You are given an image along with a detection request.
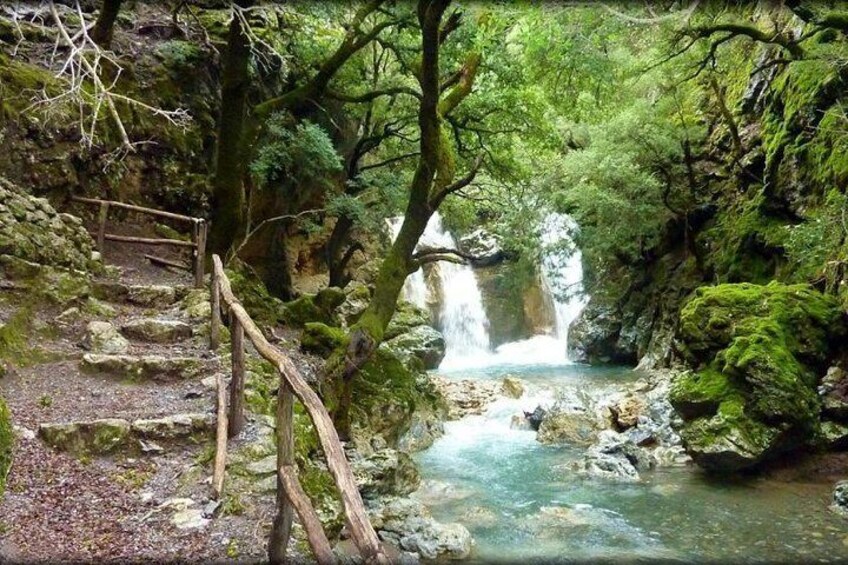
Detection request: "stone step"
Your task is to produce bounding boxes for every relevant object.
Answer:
[92,280,189,307]
[38,413,215,456]
[121,318,193,344]
[80,353,204,381]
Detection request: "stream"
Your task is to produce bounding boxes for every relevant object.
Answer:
[395,212,848,562]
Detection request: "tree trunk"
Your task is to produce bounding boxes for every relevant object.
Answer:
[90,0,123,49]
[209,2,253,257]
[327,215,355,287]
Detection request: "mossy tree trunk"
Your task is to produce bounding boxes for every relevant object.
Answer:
[90,0,123,49]
[327,0,483,437]
[209,1,253,257]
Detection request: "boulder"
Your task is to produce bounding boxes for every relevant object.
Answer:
[336,281,371,326]
[831,480,848,517]
[81,354,203,381]
[669,282,844,472]
[351,448,420,497]
[369,497,472,560]
[501,377,524,399]
[180,288,211,320]
[300,322,346,357]
[431,377,500,419]
[524,405,547,431]
[280,287,346,327]
[385,301,430,340]
[537,409,598,446]
[567,300,632,365]
[121,318,193,343]
[610,394,645,430]
[82,321,129,354]
[819,366,848,420]
[384,325,446,370]
[458,228,504,267]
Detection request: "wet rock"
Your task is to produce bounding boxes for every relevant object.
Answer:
[820,366,848,420]
[820,420,848,450]
[537,409,598,446]
[831,480,848,517]
[39,418,132,455]
[501,377,524,399]
[81,321,129,355]
[431,377,500,419]
[368,497,472,560]
[121,318,193,343]
[458,228,504,267]
[397,413,444,453]
[131,413,214,441]
[610,394,645,430]
[352,449,420,497]
[567,451,640,483]
[81,353,203,381]
[384,325,446,370]
[524,405,546,431]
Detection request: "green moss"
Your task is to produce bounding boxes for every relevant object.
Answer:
[673,281,844,470]
[300,323,347,357]
[0,396,11,499]
[280,287,345,328]
[227,267,286,328]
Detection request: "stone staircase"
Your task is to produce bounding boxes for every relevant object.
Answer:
[35,273,221,458]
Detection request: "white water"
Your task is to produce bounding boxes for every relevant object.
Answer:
[389,211,587,370]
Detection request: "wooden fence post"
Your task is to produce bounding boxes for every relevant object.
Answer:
[194,220,207,288]
[268,382,295,564]
[228,310,245,437]
[97,201,110,254]
[210,267,221,351]
[212,370,228,499]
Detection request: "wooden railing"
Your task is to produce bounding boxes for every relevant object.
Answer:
[209,255,387,564]
[71,196,208,288]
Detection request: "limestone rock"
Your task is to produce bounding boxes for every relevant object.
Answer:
[121,318,193,343]
[93,281,180,307]
[81,354,203,381]
[537,410,598,446]
[384,325,446,370]
[397,413,444,453]
[669,282,845,472]
[458,228,504,267]
[280,287,346,327]
[0,178,94,271]
[180,288,211,320]
[610,394,645,430]
[244,455,277,476]
[385,302,430,340]
[431,377,500,419]
[501,377,524,399]
[369,497,472,561]
[82,321,129,354]
[352,449,420,497]
[131,413,214,440]
[39,418,132,455]
[336,281,371,326]
[820,366,848,420]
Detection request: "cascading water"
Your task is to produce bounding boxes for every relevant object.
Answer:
[389,213,492,370]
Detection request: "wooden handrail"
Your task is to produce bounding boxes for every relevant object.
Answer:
[71,196,207,288]
[209,254,387,564]
[71,196,198,223]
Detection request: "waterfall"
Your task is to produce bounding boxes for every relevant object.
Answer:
[387,211,586,371]
[539,213,588,354]
[389,213,492,370]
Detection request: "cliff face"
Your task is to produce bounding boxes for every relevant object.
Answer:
[569,30,848,370]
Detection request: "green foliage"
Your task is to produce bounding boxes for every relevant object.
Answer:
[251,115,342,189]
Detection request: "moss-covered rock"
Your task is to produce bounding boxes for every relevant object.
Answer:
[0,178,95,271]
[280,287,346,328]
[300,322,347,357]
[384,301,430,340]
[670,282,845,471]
[384,325,446,370]
[0,396,12,499]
